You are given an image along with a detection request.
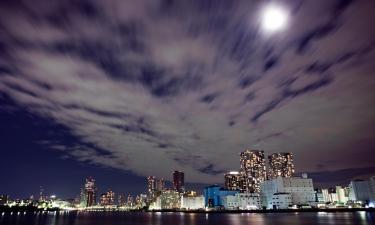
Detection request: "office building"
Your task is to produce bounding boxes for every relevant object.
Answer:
[349,180,372,203]
[261,175,315,209]
[221,193,261,210]
[181,195,205,210]
[240,150,267,193]
[149,190,181,210]
[268,152,294,179]
[173,171,185,193]
[336,186,348,204]
[204,185,239,208]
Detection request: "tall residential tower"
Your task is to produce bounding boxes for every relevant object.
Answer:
[240,150,266,193]
[268,152,295,179]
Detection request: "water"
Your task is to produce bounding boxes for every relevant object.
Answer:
[0,211,374,225]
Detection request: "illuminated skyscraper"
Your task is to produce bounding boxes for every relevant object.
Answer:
[240,149,266,193]
[173,171,185,193]
[100,190,115,206]
[268,152,294,179]
[83,177,97,207]
[224,171,247,192]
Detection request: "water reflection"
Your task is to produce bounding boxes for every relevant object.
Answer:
[0,211,373,225]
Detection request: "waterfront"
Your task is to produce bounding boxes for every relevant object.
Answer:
[0,211,374,225]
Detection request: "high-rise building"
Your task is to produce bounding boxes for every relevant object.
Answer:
[240,149,267,193]
[268,152,294,179]
[147,176,157,198]
[100,190,115,206]
[173,171,185,193]
[82,177,97,207]
[224,171,247,192]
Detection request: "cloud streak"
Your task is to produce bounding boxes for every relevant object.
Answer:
[0,0,375,183]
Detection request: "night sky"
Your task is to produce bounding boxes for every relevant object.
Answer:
[1,0,375,199]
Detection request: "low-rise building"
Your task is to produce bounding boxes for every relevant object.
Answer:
[204,185,238,208]
[149,190,181,210]
[181,195,205,210]
[222,193,261,210]
[261,175,315,209]
[349,180,372,203]
[270,193,292,209]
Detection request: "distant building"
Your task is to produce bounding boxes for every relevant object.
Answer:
[204,185,238,208]
[224,171,247,192]
[147,176,157,198]
[0,195,9,205]
[221,193,261,210]
[336,186,348,204]
[80,177,97,207]
[118,193,126,206]
[240,150,266,193]
[147,176,165,200]
[149,190,181,210]
[321,189,330,203]
[261,175,315,209]
[370,176,375,201]
[181,195,205,210]
[349,180,372,203]
[314,189,325,203]
[157,178,165,192]
[173,171,185,193]
[268,152,294,179]
[100,190,115,206]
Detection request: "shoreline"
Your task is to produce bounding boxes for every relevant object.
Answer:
[1,207,374,213]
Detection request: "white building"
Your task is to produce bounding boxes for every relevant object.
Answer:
[336,186,348,204]
[271,193,292,209]
[261,175,315,209]
[149,190,181,210]
[222,193,261,210]
[322,189,330,202]
[181,195,205,210]
[349,180,372,203]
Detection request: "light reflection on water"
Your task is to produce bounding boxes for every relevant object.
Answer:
[0,211,373,225]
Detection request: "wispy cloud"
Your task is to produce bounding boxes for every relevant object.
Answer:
[0,0,375,183]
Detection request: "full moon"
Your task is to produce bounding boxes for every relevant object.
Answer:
[261,5,288,32]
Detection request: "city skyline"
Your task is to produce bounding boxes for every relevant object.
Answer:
[1,0,375,200]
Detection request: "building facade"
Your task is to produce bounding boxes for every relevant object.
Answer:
[149,190,181,210]
[349,180,372,203]
[181,195,205,210]
[224,171,247,192]
[270,193,292,209]
[261,175,315,209]
[240,150,267,193]
[100,190,115,206]
[204,185,238,208]
[221,193,262,210]
[80,177,97,207]
[268,152,294,179]
[173,171,185,193]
